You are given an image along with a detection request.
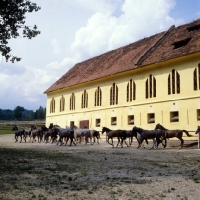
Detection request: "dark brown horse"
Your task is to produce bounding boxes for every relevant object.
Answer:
[12,125,26,143]
[155,123,191,149]
[132,126,166,150]
[30,125,43,143]
[102,127,127,148]
[195,126,200,134]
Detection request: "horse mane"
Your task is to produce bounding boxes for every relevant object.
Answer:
[133,126,144,132]
[72,125,78,129]
[102,127,112,131]
[156,123,168,130]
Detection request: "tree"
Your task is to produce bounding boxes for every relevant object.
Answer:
[28,110,35,120]
[13,106,25,120]
[0,0,40,62]
[35,106,46,119]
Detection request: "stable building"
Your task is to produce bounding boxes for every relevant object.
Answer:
[44,19,200,136]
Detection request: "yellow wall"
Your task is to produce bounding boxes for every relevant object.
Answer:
[45,53,200,139]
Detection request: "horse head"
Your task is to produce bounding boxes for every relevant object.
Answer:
[102,127,107,134]
[195,126,200,134]
[12,125,18,131]
[132,126,143,134]
[31,125,37,130]
[155,123,160,130]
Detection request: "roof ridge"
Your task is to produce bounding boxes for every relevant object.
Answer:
[135,25,175,66]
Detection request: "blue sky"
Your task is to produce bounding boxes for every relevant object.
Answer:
[0,0,200,111]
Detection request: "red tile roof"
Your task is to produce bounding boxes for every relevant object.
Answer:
[45,18,200,93]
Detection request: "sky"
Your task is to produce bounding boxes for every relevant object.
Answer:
[0,0,200,111]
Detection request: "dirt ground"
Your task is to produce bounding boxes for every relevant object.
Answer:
[0,134,200,200]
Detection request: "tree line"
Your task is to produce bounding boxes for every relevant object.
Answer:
[0,106,46,121]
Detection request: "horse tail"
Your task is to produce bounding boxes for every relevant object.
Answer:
[182,130,191,137]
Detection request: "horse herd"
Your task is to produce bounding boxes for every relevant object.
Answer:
[12,124,200,150]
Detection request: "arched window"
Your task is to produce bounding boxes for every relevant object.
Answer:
[145,74,156,98]
[127,79,136,102]
[194,64,200,90]
[168,69,180,95]
[81,90,88,108]
[95,87,102,106]
[60,95,65,112]
[70,93,75,110]
[50,98,55,113]
[110,83,118,105]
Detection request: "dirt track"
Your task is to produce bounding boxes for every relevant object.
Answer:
[0,134,200,200]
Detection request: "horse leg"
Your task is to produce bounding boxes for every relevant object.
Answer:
[179,138,184,149]
[124,138,129,147]
[161,137,167,148]
[120,137,124,147]
[152,138,157,150]
[137,137,142,149]
[24,135,26,143]
[65,138,69,146]
[15,135,18,142]
[97,137,100,144]
[84,136,87,145]
[19,135,22,143]
[72,138,76,146]
[116,138,120,147]
[111,138,114,148]
[129,137,133,146]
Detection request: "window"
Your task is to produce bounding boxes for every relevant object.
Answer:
[70,121,74,127]
[110,83,118,105]
[147,113,155,124]
[145,74,156,98]
[50,98,55,113]
[127,79,136,102]
[128,115,134,125]
[111,117,117,125]
[170,111,179,122]
[96,119,101,127]
[168,69,180,95]
[197,109,200,121]
[60,95,65,112]
[172,38,191,49]
[81,90,88,108]
[194,64,200,90]
[70,93,75,110]
[95,87,102,106]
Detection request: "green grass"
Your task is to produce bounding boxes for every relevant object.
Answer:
[0,125,13,135]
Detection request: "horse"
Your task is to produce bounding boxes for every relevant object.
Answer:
[155,123,191,149]
[132,126,166,150]
[102,127,128,148]
[51,125,76,146]
[89,130,101,144]
[72,125,92,145]
[41,125,51,143]
[24,128,31,139]
[12,125,26,143]
[120,129,149,148]
[195,126,200,134]
[30,125,43,143]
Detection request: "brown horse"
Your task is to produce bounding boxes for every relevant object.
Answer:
[132,126,166,150]
[155,123,191,149]
[30,125,43,143]
[102,127,127,148]
[12,125,26,143]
